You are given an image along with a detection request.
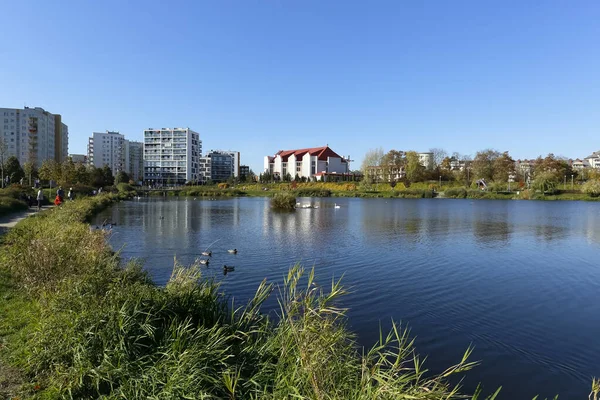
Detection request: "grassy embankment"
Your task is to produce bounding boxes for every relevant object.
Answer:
[0,195,523,399]
[157,181,600,201]
[0,187,29,217]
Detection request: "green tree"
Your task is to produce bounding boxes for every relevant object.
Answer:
[492,151,515,182]
[89,166,106,187]
[114,171,131,185]
[471,149,501,181]
[582,179,600,197]
[533,171,559,194]
[4,156,25,183]
[0,138,8,187]
[429,148,448,169]
[533,154,571,183]
[39,160,61,184]
[23,161,36,186]
[404,151,424,183]
[102,165,114,186]
[74,164,90,185]
[61,159,77,185]
[360,147,384,175]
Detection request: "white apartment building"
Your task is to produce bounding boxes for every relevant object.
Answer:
[143,128,201,185]
[264,146,349,180]
[418,152,434,170]
[584,152,600,169]
[128,141,143,183]
[88,131,129,177]
[0,106,68,167]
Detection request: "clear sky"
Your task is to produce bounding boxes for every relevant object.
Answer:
[0,0,598,172]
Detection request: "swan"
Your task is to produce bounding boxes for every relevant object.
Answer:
[334,203,341,209]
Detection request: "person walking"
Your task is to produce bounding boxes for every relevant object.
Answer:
[68,187,75,201]
[36,188,43,211]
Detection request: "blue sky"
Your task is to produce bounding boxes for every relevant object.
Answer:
[0,0,598,172]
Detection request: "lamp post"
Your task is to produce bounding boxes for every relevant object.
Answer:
[571,174,574,191]
[564,175,567,190]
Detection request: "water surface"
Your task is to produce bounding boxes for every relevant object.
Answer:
[94,197,600,399]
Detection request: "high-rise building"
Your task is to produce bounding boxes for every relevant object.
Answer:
[0,106,68,167]
[69,154,88,164]
[143,128,201,186]
[128,141,143,183]
[199,151,236,183]
[87,131,128,177]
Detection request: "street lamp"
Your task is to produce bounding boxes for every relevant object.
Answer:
[571,174,574,191]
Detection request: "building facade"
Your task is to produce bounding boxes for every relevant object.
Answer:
[199,151,235,183]
[418,152,434,170]
[88,131,128,177]
[69,154,88,164]
[143,128,201,186]
[584,152,600,169]
[0,106,68,167]
[264,146,349,180]
[240,165,250,180]
[128,141,144,183]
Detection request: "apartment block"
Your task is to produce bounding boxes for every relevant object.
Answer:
[0,106,68,167]
[87,131,128,176]
[143,128,201,185]
[199,150,236,183]
[264,146,349,181]
[128,141,144,183]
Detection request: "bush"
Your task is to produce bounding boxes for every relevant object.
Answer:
[218,183,229,189]
[270,192,297,210]
[445,188,467,198]
[0,196,28,217]
[582,179,600,197]
[394,189,434,199]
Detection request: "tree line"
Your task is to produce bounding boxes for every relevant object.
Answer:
[0,156,133,189]
[361,147,597,190]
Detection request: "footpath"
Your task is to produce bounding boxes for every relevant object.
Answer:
[0,206,53,235]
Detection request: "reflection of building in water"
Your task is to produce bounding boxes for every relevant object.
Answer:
[141,200,193,250]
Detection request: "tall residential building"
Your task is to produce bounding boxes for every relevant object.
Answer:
[128,141,144,183]
[199,151,235,183]
[87,131,128,176]
[0,106,68,167]
[143,128,201,185]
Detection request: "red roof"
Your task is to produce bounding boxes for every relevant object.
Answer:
[274,146,345,162]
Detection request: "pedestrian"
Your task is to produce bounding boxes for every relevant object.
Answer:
[68,187,75,201]
[57,186,65,203]
[36,188,43,211]
[98,187,103,194]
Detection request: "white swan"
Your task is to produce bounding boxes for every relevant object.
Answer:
[334,203,341,209]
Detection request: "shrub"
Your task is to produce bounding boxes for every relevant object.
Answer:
[582,179,600,197]
[218,183,229,189]
[270,192,296,210]
[445,188,467,198]
[0,196,28,216]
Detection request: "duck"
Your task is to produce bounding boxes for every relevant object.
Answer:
[223,265,235,272]
[201,251,212,257]
[334,203,341,209]
[199,259,210,265]
[227,249,238,254]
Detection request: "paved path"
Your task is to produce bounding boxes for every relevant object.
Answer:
[0,206,53,235]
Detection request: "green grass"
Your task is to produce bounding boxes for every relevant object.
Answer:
[0,196,28,217]
[270,192,297,210]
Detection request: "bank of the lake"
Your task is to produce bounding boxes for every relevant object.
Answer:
[0,195,505,399]
[146,182,600,202]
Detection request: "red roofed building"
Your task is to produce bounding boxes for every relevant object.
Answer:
[264,146,349,180]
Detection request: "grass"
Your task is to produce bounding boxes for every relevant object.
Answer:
[0,196,28,217]
[270,192,297,210]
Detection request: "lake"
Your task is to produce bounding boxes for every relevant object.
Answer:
[94,197,600,399]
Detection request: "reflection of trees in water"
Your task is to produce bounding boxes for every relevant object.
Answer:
[534,224,567,242]
[472,207,512,246]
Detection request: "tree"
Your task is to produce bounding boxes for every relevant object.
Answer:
[4,156,24,184]
[429,148,448,169]
[74,164,90,185]
[404,151,425,182]
[534,154,570,183]
[115,171,130,185]
[360,147,384,174]
[534,171,559,194]
[39,160,61,184]
[102,165,114,186]
[61,159,77,185]
[0,138,7,188]
[23,161,36,186]
[492,151,515,182]
[471,149,501,182]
